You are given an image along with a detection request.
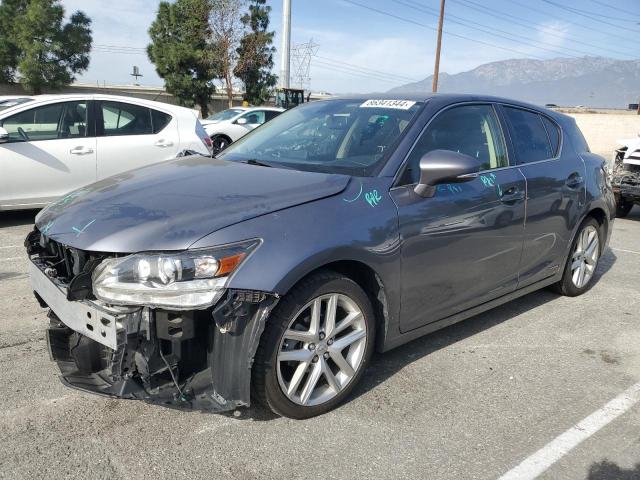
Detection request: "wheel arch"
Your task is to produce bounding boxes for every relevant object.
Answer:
[279,260,390,353]
[210,133,232,142]
[586,206,608,235]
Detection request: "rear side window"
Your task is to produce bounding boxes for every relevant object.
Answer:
[503,107,552,163]
[541,116,561,157]
[1,101,88,142]
[264,110,281,121]
[403,104,508,184]
[101,101,152,136]
[151,109,172,133]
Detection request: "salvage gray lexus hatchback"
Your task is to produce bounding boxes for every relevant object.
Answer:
[27,94,615,418]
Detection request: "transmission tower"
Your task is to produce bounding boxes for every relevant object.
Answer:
[291,39,319,92]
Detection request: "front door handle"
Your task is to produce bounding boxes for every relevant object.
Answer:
[566,172,584,189]
[154,139,174,148]
[70,146,94,155]
[500,186,525,204]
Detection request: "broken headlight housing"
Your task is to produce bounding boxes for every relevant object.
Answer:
[92,240,259,309]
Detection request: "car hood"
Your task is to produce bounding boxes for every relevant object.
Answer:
[35,155,350,252]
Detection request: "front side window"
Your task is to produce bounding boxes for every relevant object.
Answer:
[206,108,245,122]
[503,107,553,163]
[101,101,153,136]
[1,101,88,142]
[219,99,423,176]
[403,104,508,184]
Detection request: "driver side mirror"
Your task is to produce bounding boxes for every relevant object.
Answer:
[236,117,248,125]
[414,150,480,197]
[0,127,8,144]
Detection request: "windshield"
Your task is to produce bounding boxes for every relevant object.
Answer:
[219,99,423,176]
[0,98,33,112]
[206,108,245,121]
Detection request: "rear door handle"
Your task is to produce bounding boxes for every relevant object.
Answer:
[154,139,174,148]
[69,146,94,155]
[566,172,584,188]
[500,186,525,204]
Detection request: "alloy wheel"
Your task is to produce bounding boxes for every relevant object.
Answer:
[276,293,367,406]
[571,225,599,288]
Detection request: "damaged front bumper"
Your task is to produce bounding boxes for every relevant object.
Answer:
[30,254,278,412]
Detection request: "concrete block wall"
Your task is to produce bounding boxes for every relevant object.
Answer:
[568,113,640,159]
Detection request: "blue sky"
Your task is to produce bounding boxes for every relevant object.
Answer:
[63,0,640,93]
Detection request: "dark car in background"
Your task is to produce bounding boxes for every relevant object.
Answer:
[26,94,615,418]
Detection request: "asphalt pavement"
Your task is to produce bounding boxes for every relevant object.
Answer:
[1,208,639,480]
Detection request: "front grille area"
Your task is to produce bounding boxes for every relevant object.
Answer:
[25,228,108,299]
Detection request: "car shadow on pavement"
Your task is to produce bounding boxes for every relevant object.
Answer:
[0,209,39,228]
[623,206,640,221]
[348,248,618,407]
[587,460,640,480]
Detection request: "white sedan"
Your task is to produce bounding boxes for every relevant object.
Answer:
[0,94,213,211]
[201,106,284,151]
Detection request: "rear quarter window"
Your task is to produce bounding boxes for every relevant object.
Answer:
[151,109,172,133]
[541,116,561,157]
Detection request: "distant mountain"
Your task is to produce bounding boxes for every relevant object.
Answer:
[388,57,640,108]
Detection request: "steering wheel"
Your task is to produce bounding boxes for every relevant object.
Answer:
[17,127,29,141]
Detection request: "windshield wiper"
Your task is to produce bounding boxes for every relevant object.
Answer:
[239,159,274,168]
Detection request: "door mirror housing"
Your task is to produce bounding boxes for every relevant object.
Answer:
[414,150,480,197]
[0,127,8,144]
[235,117,248,125]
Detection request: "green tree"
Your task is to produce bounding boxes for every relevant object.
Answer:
[0,0,25,83]
[234,0,277,105]
[0,0,92,93]
[148,0,219,117]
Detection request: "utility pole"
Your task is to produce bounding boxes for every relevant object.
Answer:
[432,0,445,93]
[280,0,291,89]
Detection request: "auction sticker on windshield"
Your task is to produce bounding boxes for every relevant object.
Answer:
[360,99,416,109]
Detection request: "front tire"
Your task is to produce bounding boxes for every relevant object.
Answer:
[211,134,231,153]
[252,271,375,419]
[553,217,602,296]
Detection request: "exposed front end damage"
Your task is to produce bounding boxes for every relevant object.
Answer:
[27,229,278,412]
[612,140,640,205]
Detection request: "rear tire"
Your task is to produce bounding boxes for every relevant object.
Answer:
[552,217,602,296]
[252,271,375,419]
[615,197,633,218]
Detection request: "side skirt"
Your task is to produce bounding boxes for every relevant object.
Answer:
[381,274,561,352]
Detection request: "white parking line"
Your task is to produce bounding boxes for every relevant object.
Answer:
[612,247,640,255]
[0,256,24,262]
[498,382,640,480]
[0,245,21,249]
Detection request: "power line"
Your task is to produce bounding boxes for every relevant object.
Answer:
[589,0,640,17]
[314,59,418,85]
[451,0,638,58]
[543,0,639,23]
[342,0,547,60]
[312,61,412,86]
[541,0,633,28]
[394,0,588,59]
[316,56,421,82]
[508,0,640,46]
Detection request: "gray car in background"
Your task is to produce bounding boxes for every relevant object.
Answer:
[26,94,615,418]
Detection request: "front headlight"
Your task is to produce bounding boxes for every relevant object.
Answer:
[92,240,259,309]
